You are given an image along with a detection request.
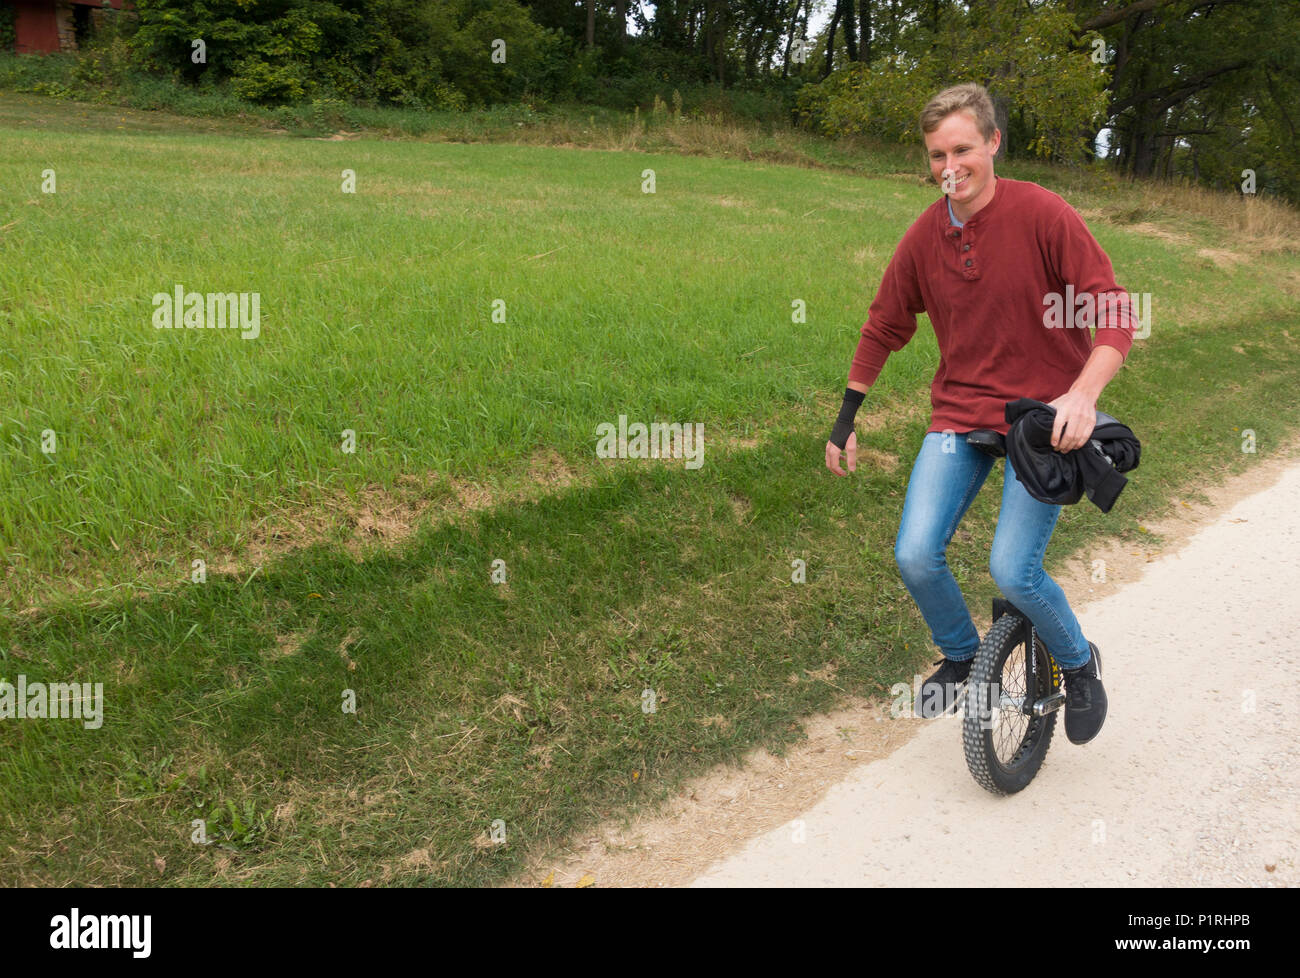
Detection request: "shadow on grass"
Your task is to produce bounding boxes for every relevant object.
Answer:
[3,311,1300,884]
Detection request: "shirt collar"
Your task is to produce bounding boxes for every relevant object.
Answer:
[943,175,1003,229]
[963,175,1002,226]
[946,196,964,227]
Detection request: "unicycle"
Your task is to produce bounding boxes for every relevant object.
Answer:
[961,597,1070,795]
[957,429,1102,794]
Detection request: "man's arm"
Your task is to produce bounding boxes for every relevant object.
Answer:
[1042,205,1136,452]
[1048,345,1124,452]
[827,235,926,476]
[846,242,925,390]
[1070,344,1124,401]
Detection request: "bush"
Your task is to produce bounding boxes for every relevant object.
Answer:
[0,52,79,91]
[71,6,135,93]
[125,0,568,109]
[795,60,935,143]
[0,4,16,53]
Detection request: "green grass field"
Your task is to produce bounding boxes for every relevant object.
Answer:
[2,94,1298,886]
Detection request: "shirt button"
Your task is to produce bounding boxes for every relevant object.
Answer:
[964,259,973,267]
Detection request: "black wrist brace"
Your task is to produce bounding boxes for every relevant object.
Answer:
[829,387,866,450]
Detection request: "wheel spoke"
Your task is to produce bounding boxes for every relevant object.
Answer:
[993,639,1031,764]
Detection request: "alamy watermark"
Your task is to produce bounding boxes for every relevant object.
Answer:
[891,675,1004,728]
[152,284,260,339]
[0,675,103,729]
[50,908,150,958]
[595,414,704,469]
[1042,286,1151,339]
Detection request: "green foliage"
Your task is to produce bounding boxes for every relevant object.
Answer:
[70,3,135,95]
[797,0,1108,162]
[795,58,935,144]
[422,0,564,108]
[126,0,565,108]
[0,3,16,53]
[947,2,1108,159]
[132,0,357,103]
[203,798,275,850]
[0,52,79,90]
[428,81,468,112]
[30,80,77,99]
[1094,0,1300,195]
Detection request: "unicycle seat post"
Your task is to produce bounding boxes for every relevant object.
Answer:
[991,596,1023,623]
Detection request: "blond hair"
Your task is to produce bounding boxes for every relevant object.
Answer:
[919,83,997,142]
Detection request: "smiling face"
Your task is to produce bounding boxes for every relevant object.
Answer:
[924,109,1001,221]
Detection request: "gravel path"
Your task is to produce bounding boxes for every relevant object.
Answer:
[690,463,1300,887]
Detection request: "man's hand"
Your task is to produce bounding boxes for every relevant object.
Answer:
[1046,390,1097,452]
[826,430,858,476]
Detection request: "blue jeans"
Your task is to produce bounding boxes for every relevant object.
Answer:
[893,431,1091,669]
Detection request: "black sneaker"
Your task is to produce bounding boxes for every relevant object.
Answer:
[916,656,972,718]
[1063,643,1107,744]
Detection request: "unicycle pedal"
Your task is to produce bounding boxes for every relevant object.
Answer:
[1032,691,1066,717]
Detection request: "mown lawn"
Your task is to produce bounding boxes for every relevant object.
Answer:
[1,95,1298,886]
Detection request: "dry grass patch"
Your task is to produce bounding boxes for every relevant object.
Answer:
[1197,248,1248,267]
[728,492,752,522]
[1105,184,1297,256]
[1127,221,1192,246]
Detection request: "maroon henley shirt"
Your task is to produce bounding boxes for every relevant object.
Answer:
[848,177,1139,436]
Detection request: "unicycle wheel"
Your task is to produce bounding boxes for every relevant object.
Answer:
[961,612,1060,795]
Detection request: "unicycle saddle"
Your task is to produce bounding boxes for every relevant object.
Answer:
[965,429,1007,458]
